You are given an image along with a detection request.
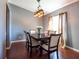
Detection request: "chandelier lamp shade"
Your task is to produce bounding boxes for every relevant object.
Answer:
[34,0,44,17]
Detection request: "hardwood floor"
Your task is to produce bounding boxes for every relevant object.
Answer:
[7,42,79,59]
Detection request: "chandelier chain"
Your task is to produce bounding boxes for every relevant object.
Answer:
[34,0,44,17]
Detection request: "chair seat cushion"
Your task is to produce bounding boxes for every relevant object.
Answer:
[42,44,57,51]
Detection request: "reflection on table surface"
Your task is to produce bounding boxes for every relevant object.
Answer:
[31,33,50,41]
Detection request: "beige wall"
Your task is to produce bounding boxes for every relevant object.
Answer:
[43,1,79,50]
[8,3,43,41]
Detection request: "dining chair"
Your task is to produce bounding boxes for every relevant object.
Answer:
[24,31,40,57]
[24,31,29,49]
[40,33,62,59]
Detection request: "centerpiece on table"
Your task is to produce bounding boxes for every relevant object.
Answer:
[36,26,43,35]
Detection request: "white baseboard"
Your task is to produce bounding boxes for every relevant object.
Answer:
[11,39,26,44]
[6,46,11,50]
[66,46,79,52]
[6,42,12,50]
[6,39,26,50]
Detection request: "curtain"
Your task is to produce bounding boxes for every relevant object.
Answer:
[59,12,68,48]
[48,16,53,30]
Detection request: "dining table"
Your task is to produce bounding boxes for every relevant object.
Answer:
[31,33,50,42]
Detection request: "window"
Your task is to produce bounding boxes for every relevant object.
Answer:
[48,15,59,33]
[48,13,68,48]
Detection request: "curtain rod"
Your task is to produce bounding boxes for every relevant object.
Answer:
[59,12,67,15]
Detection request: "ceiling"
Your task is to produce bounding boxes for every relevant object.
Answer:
[8,0,79,15]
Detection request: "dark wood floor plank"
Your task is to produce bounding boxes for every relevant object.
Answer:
[7,42,79,59]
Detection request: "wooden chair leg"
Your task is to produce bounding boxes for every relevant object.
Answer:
[56,51,59,59]
[35,46,39,53]
[48,52,50,59]
[26,42,27,48]
[39,47,42,56]
[27,44,29,51]
[29,47,32,57]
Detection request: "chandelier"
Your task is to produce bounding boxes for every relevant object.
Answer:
[34,0,44,17]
